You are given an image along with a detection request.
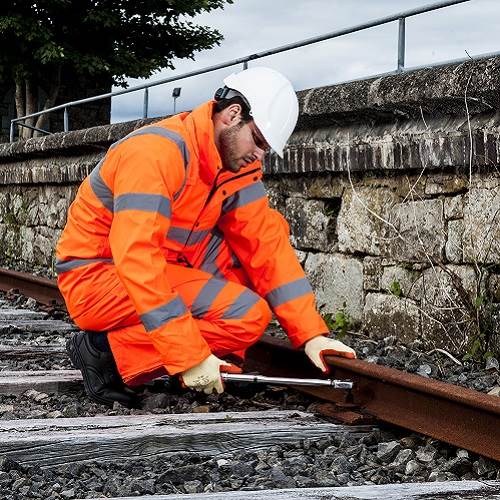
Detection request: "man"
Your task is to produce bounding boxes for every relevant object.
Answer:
[56,67,356,407]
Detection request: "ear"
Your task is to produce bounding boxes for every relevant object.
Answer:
[220,103,243,125]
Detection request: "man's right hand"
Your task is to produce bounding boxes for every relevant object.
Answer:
[180,354,241,394]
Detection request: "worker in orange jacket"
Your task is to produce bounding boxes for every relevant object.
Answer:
[56,67,356,407]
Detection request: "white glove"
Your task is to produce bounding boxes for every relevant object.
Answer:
[180,354,240,394]
[304,335,356,373]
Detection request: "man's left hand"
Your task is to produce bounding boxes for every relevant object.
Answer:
[304,335,356,373]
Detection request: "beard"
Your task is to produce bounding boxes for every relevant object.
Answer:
[219,122,245,172]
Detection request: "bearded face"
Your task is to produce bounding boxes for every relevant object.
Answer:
[218,119,269,173]
[219,121,247,172]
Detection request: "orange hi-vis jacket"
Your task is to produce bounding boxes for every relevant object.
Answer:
[56,101,328,375]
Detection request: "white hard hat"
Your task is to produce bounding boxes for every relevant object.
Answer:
[221,67,299,158]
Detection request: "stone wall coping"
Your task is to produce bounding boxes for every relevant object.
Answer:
[296,55,500,129]
[1,56,498,162]
[0,117,160,162]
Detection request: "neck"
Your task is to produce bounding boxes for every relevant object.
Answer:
[212,112,223,152]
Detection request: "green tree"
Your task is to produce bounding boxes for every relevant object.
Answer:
[0,0,232,137]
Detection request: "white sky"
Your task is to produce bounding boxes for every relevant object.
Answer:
[110,0,499,123]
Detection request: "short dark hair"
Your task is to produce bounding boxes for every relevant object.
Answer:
[213,96,252,123]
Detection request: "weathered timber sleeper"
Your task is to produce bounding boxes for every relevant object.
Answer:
[0,410,373,467]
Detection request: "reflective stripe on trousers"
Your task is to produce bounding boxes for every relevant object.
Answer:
[58,262,271,385]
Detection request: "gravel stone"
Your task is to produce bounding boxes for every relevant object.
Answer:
[46,410,63,418]
[0,456,25,473]
[313,470,339,487]
[416,364,432,377]
[390,449,415,469]
[488,386,500,396]
[24,298,38,309]
[405,460,423,475]
[399,435,422,449]
[486,356,499,371]
[436,456,472,475]
[474,457,499,476]
[428,471,459,481]
[376,441,401,462]
[184,480,203,493]
[416,445,439,463]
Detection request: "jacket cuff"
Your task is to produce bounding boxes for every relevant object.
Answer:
[149,314,212,375]
[289,329,329,349]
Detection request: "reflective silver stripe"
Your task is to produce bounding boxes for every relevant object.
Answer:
[140,295,188,332]
[114,193,171,218]
[200,261,224,279]
[265,278,313,308]
[222,182,266,215]
[55,258,113,275]
[110,127,190,165]
[91,128,189,213]
[191,278,227,318]
[199,228,224,277]
[222,289,260,319]
[167,226,210,246]
[89,159,114,212]
[111,126,190,201]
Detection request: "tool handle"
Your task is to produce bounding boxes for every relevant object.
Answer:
[221,373,353,389]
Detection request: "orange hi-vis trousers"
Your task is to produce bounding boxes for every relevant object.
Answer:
[61,261,272,386]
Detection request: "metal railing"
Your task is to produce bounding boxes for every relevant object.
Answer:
[10,0,478,141]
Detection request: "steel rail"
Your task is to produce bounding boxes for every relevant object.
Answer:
[246,336,500,462]
[0,267,64,306]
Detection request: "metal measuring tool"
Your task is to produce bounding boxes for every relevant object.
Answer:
[221,373,353,390]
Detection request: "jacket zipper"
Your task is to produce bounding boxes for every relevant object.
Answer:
[176,167,261,267]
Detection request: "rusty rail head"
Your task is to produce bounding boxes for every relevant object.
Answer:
[0,267,64,306]
[247,336,500,462]
[326,355,500,416]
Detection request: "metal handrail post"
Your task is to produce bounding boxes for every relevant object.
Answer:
[143,88,149,118]
[398,17,406,72]
[9,121,15,142]
[243,60,248,70]
[63,107,69,132]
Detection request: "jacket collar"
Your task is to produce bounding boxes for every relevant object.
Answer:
[183,99,263,187]
[183,100,222,185]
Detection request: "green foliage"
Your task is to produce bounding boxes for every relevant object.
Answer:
[322,312,336,331]
[389,278,402,298]
[474,294,484,309]
[463,333,487,362]
[463,294,497,362]
[4,211,17,226]
[322,304,352,339]
[0,0,233,105]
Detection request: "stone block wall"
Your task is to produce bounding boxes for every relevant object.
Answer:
[1,55,500,355]
[0,183,77,274]
[265,170,500,354]
[0,118,152,274]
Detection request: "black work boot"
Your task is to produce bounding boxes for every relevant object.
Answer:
[66,330,140,408]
